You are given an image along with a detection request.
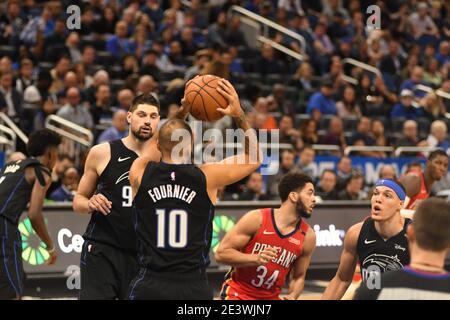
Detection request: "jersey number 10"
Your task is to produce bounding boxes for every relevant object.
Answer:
[156,209,188,249]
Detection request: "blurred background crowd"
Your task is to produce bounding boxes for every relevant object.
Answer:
[0,0,449,202]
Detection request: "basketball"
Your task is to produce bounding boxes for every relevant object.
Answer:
[184,74,229,122]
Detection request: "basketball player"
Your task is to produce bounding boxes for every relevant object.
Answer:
[322,179,411,300]
[399,150,448,210]
[0,129,61,299]
[216,172,316,300]
[354,197,450,300]
[127,79,261,300]
[73,93,167,299]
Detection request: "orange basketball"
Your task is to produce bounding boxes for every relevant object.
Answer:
[184,75,229,122]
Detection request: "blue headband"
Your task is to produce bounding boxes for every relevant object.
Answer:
[375,179,406,201]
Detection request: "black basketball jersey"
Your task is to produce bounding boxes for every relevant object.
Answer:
[133,161,215,275]
[83,139,138,251]
[0,158,49,226]
[357,217,411,283]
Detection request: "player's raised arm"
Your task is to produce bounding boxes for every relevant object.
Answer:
[321,223,361,300]
[28,169,56,265]
[215,210,278,268]
[284,228,316,300]
[200,79,262,202]
[73,144,112,215]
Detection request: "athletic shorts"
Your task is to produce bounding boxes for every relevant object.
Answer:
[79,240,139,300]
[219,279,280,300]
[0,218,24,299]
[127,269,213,300]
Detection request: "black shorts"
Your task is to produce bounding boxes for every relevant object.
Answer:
[0,218,24,299]
[127,269,213,300]
[79,240,139,300]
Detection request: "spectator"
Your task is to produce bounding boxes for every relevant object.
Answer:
[266,83,295,115]
[179,26,199,56]
[56,87,94,129]
[297,145,315,179]
[423,58,443,88]
[140,50,162,82]
[119,54,140,79]
[116,89,134,111]
[320,116,346,150]
[336,156,352,189]
[21,84,41,133]
[222,46,244,75]
[400,66,426,97]
[91,84,112,125]
[316,169,339,201]
[206,10,227,48]
[408,2,439,40]
[267,149,297,198]
[420,92,446,120]
[136,75,158,95]
[435,41,449,66]
[65,32,82,64]
[97,110,128,144]
[15,58,35,95]
[47,153,75,197]
[49,56,71,94]
[156,40,187,73]
[396,120,421,157]
[336,85,362,118]
[253,43,286,75]
[349,117,375,147]
[278,0,304,16]
[19,3,53,46]
[379,164,397,180]
[291,62,317,101]
[312,22,335,74]
[187,0,208,30]
[106,20,134,58]
[81,46,96,76]
[251,97,277,130]
[132,25,152,60]
[49,167,80,202]
[337,170,367,200]
[423,120,450,151]
[44,18,67,62]
[95,5,118,35]
[300,119,319,145]
[379,40,405,81]
[306,78,337,122]
[371,119,390,158]
[225,15,247,47]
[0,71,22,120]
[84,70,110,105]
[278,115,301,145]
[391,89,425,120]
[34,97,56,132]
[0,56,13,75]
[0,1,25,46]
[238,172,270,201]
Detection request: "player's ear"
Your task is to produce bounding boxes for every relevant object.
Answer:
[288,191,298,203]
[127,111,132,124]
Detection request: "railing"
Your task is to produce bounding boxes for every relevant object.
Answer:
[0,124,16,154]
[229,5,306,56]
[344,146,394,156]
[45,115,94,166]
[312,144,341,152]
[394,146,438,157]
[342,58,382,85]
[257,36,304,61]
[0,113,28,145]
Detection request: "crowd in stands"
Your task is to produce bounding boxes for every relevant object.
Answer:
[0,0,449,202]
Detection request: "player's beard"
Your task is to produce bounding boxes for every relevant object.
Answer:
[132,125,153,141]
[295,199,311,219]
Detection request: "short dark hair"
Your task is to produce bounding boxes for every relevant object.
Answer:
[278,172,313,202]
[413,197,450,251]
[428,149,448,161]
[321,169,336,179]
[27,129,61,157]
[129,93,160,113]
[158,118,192,154]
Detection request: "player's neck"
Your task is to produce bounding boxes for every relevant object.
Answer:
[122,135,153,155]
[410,244,447,272]
[424,169,434,191]
[374,213,404,240]
[276,205,301,229]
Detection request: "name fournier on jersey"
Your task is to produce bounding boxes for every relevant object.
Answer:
[252,242,297,269]
[147,184,197,204]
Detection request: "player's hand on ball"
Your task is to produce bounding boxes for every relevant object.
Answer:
[177,97,191,119]
[255,247,278,265]
[88,193,112,215]
[216,79,242,117]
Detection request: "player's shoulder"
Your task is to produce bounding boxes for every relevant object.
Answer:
[88,142,111,158]
[237,209,264,231]
[344,221,364,248]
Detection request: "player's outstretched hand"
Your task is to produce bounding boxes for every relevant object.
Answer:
[216,79,242,118]
[176,97,191,120]
[255,247,278,266]
[88,193,112,215]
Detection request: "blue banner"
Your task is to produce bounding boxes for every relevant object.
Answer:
[312,156,435,185]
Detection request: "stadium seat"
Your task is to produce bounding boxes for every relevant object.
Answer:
[0,45,15,59]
